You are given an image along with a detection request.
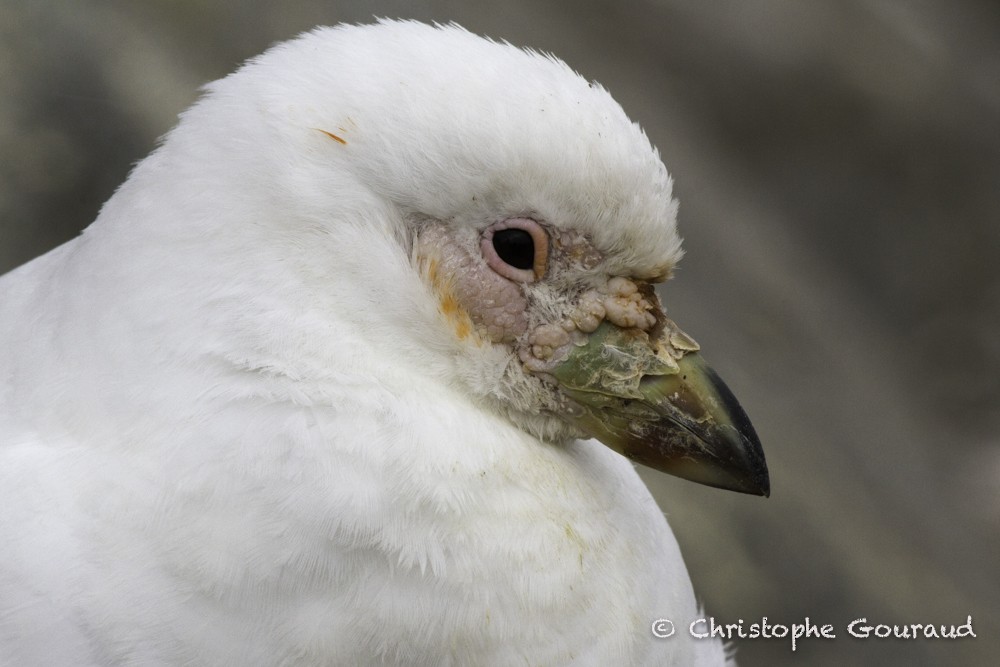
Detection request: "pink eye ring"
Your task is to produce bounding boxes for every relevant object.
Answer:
[481,218,549,282]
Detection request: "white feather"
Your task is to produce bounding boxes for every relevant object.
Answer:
[0,20,726,666]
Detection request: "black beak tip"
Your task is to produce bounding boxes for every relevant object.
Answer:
[736,421,770,497]
[708,365,770,498]
[736,421,769,497]
[749,458,771,497]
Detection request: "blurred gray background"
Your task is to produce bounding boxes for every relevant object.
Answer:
[2,1,997,665]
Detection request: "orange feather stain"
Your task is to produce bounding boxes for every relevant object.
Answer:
[425,257,439,284]
[420,256,477,342]
[439,291,473,340]
[315,128,347,145]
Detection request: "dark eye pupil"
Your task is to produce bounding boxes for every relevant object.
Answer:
[492,229,534,270]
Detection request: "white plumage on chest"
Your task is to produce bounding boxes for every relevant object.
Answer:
[0,19,765,666]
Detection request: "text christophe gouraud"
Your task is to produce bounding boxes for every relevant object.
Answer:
[650,615,976,652]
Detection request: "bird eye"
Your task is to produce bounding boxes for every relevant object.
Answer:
[481,218,549,283]
[492,229,534,270]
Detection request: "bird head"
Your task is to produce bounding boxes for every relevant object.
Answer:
[151,20,768,496]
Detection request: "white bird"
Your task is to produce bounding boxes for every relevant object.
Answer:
[0,20,768,666]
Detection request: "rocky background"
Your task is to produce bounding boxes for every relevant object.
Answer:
[2,1,997,665]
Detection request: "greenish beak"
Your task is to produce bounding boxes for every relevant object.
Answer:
[550,321,769,496]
